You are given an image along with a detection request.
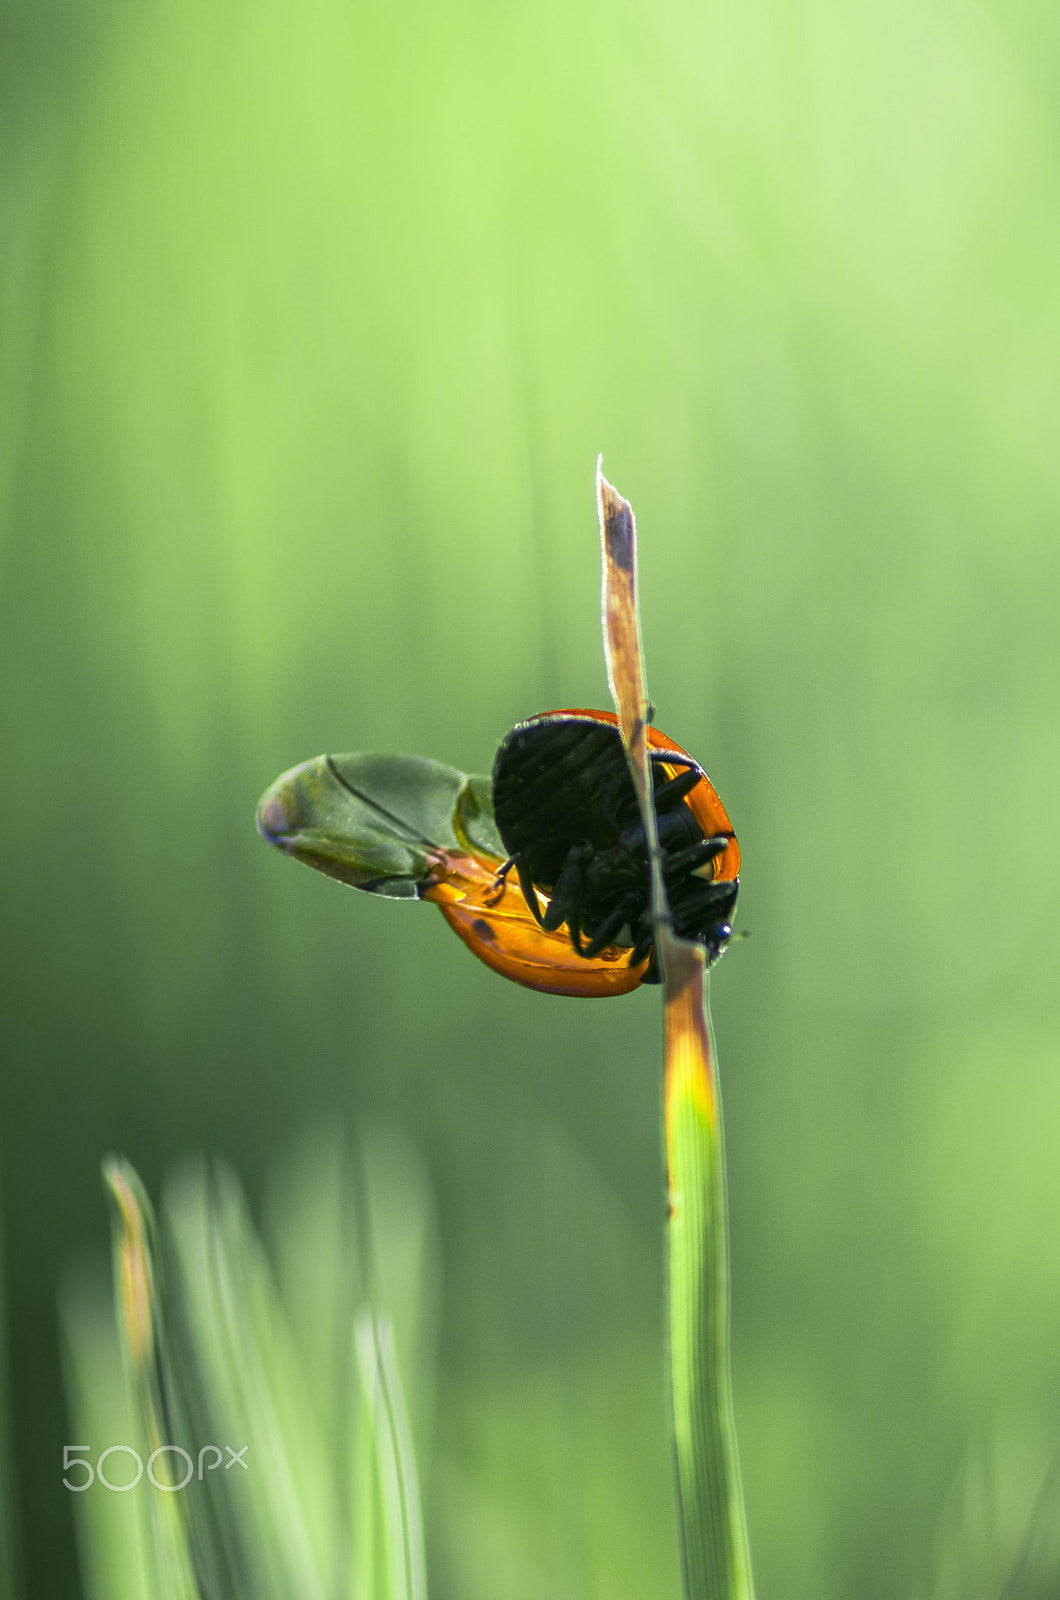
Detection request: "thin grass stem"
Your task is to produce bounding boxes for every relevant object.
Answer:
[597,464,754,1600]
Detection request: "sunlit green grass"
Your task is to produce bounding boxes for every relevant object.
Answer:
[61,1129,435,1600]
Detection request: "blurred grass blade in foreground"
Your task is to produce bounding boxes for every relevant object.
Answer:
[0,1200,21,1600]
[353,1313,427,1600]
[598,465,755,1600]
[62,1132,434,1600]
[104,1159,201,1600]
[61,1261,163,1600]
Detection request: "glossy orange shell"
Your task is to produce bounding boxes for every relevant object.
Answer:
[423,855,650,997]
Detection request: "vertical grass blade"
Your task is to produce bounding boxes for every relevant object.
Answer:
[102,1159,203,1600]
[661,947,753,1598]
[60,1266,159,1600]
[353,1312,428,1600]
[163,1161,336,1600]
[0,1201,20,1600]
[597,465,755,1600]
[62,1140,435,1600]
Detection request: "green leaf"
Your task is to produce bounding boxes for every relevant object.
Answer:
[257,752,502,898]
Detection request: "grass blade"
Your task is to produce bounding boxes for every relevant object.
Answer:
[354,1312,428,1600]
[102,1158,203,1600]
[0,1200,20,1600]
[597,464,754,1600]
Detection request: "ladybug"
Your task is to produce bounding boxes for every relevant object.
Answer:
[489,708,739,984]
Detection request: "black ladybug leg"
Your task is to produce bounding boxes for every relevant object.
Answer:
[669,897,737,942]
[616,752,698,826]
[579,893,641,959]
[652,768,704,811]
[541,843,590,933]
[485,856,517,905]
[512,846,591,944]
[648,749,701,772]
[513,857,551,931]
[662,835,732,879]
[671,877,738,916]
[566,908,588,957]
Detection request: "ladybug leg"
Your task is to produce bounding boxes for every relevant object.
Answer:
[566,911,589,957]
[513,857,551,931]
[672,876,738,913]
[485,856,518,905]
[663,834,731,879]
[510,847,592,941]
[566,899,605,959]
[615,751,700,827]
[648,749,702,773]
[579,891,642,959]
[629,924,656,968]
[639,949,662,983]
[540,843,591,933]
[652,768,704,812]
[670,881,739,952]
[670,881,738,929]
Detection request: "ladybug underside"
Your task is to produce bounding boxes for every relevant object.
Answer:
[491,717,737,981]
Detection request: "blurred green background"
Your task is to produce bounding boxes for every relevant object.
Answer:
[2,0,1060,1593]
